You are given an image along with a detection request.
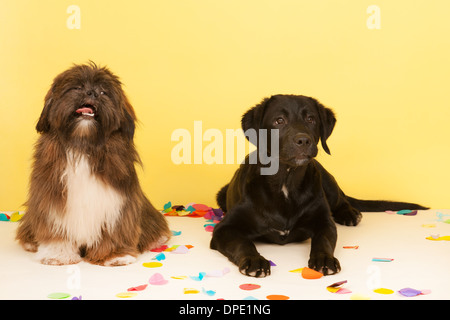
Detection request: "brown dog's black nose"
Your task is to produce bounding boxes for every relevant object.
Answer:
[86,89,98,98]
[293,133,312,147]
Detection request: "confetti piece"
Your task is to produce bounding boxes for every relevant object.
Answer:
[239,283,261,291]
[397,210,417,216]
[372,258,394,262]
[116,292,138,298]
[420,289,432,295]
[184,288,200,294]
[150,245,168,252]
[350,293,371,300]
[163,201,172,213]
[326,280,351,294]
[398,288,422,297]
[373,288,394,295]
[301,267,323,279]
[47,292,71,299]
[289,268,303,273]
[171,245,189,254]
[202,288,216,296]
[152,253,166,261]
[142,262,163,268]
[204,225,215,232]
[171,230,182,236]
[171,276,188,280]
[421,224,436,228]
[266,294,289,300]
[190,272,206,281]
[243,296,258,300]
[10,212,23,222]
[343,245,359,249]
[127,284,148,292]
[149,273,169,285]
[71,296,82,300]
[0,213,10,221]
[426,235,450,241]
[269,260,277,266]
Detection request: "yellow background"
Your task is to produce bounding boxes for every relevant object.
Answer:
[1,0,449,210]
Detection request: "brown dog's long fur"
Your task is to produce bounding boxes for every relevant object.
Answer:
[16,62,171,266]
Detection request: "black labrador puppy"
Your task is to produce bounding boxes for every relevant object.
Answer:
[210,94,427,277]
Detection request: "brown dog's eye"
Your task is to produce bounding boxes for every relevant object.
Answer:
[275,117,286,125]
[306,116,315,124]
[100,91,107,95]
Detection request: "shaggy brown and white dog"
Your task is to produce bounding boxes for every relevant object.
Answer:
[16,62,171,266]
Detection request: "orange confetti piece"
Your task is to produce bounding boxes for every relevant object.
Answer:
[301,267,323,279]
[266,294,289,300]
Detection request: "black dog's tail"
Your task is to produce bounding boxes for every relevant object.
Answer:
[346,196,428,212]
[216,184,229,212]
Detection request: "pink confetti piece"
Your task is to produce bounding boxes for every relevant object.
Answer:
[171,245,189,254]
[149,273,169,285]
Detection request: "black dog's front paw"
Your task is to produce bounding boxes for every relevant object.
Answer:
[308,254,341,276]
[238,255,271,278]
[333,207,362,226]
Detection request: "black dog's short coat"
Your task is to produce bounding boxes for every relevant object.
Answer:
[210,95,426,277]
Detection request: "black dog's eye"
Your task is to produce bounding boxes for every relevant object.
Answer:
[274,117,286,126]
[306,116,315,124]
[100,91,107,96]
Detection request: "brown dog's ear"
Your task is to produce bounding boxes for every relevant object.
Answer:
[119,93,136,141]
[241,97,272,144]
[313,98,336,155]
[36,87,54,133]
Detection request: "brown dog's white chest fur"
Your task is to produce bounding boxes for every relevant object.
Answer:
[50,151,124,247]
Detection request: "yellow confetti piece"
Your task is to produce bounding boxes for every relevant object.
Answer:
[183,288,200,294]
[373,288,394,295]
[350,293,371,300]
[289,268,303,273]
[421,224,436,228]
[142,262,163,268]
[171,276,188,280]
[10,212,23,222]
[116,292,138,298]
[326,287,341,293]
[426,236,450,241]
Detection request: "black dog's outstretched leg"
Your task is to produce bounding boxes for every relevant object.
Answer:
[308,220,341,275]
[211,224,271,278]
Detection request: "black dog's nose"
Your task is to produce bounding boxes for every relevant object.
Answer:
[86,89,98,98]
[293,133,312,147]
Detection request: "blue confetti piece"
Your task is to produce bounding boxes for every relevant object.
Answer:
[171,230,182,236]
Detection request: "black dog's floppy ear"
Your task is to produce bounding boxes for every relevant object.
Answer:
[36,86,54,133]
[313,98,336,155]
[241,97,271,145]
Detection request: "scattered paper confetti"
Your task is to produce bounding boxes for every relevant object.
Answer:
[0,213,10,221]
[239,283,261,291]
[350,293,371,300]
[204,225,215,232]
[421,224,436,228]
[206,267,230,277]
[202,288,216,296]
[184,288,200,294]
[171,245,189,254]
[150,245,168,252]
[152,253,166,261]
[190,272,206,281]
[127,284,148,292]
[171,276,188,280]
[372,258,394,262]
[289,268,303,273]
[426,235,450,241]
[269,260,277,266]
[266,294,289,300]
[301,267,323,279]
[398,288,422,297]
[171,230,182,236]
[116,292,138,298]
[71,296,82,300]
[373,288,394,295]
[343,245,359,249]
[326,280,351,294]
[149,273,169,285]
[396,210,417,216]
[243,296,258,300]
[47,292,71,299]
[142,262,163,268]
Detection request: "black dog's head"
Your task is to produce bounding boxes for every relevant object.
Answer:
[36,62,136,145]
[242,94,336,167]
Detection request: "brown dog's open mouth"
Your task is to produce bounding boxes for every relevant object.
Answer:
[75,104,96,118]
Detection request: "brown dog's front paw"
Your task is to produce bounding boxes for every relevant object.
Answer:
[238,255,271,277]
[308,254,341,275]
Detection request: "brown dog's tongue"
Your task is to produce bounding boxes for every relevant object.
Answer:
[76,107,94,114]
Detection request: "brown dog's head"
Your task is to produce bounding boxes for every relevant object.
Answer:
[242,94,336,167]
[36,62,136,144]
